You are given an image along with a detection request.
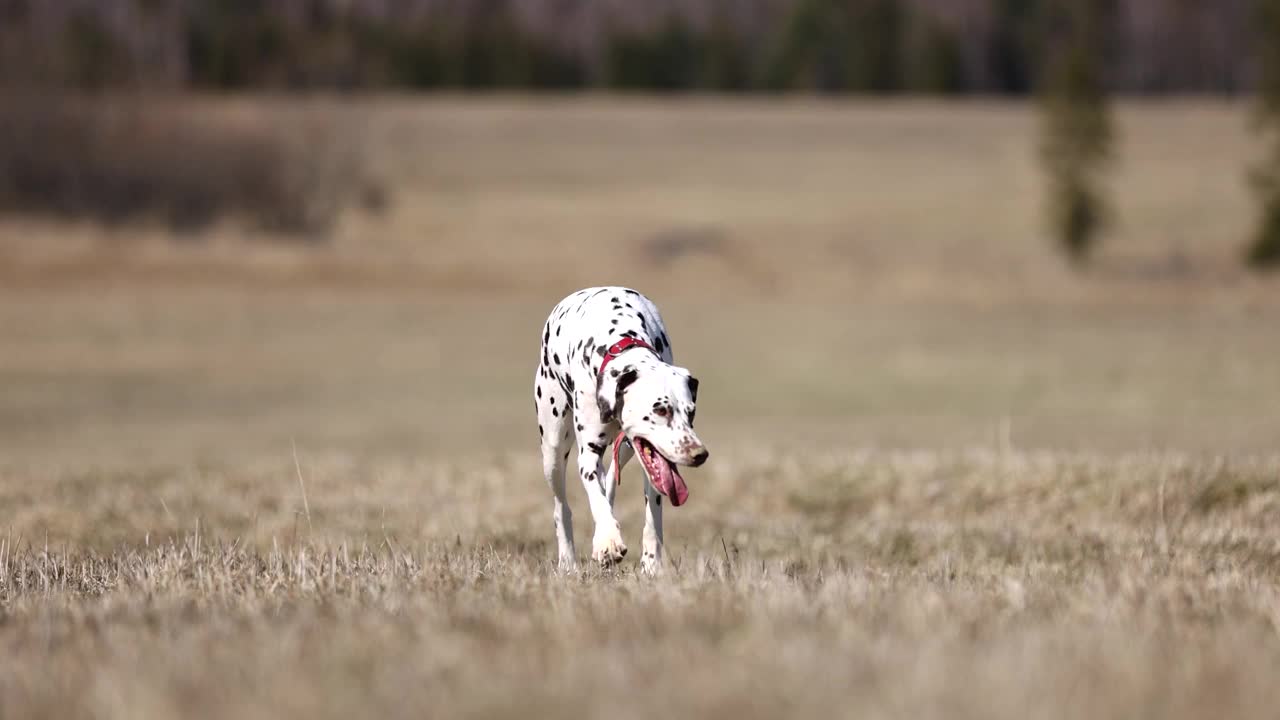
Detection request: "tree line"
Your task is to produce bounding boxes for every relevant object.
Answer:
[0,0,1258,95]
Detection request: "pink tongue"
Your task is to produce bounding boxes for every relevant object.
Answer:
[654,458,689,507]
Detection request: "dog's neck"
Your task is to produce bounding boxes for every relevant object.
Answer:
[598,336,658,379]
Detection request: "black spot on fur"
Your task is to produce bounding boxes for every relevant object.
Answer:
[538,424,544,437]
[577,424,584,431]
[598,432,606,439]
[611,319,618,326]
[543,324,550,344]
[587,442,607,455]
[552,407,559,417]
[654,336,665,353]
[642,415,649,422]
[553,353,560,365]
[556,325,561,336]
[611,296,619,303]
[537,386,542,399]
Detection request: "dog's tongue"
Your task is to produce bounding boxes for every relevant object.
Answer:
[653,455,689,507]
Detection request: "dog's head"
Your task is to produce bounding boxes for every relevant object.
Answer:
[597,357,707,506]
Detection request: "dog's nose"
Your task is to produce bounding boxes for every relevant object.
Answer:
[690,448,709,467]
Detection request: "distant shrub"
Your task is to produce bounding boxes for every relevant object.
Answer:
[0,94,373,237]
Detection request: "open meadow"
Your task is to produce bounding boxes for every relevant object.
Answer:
[1,98,1279,718]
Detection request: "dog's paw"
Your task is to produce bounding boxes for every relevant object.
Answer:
[556,554,579,573]
[592,526,628,567]
[640,550,662,576]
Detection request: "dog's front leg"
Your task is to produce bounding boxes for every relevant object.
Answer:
[575,441,626,567]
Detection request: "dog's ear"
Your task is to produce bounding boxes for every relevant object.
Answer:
[597,366,639,423]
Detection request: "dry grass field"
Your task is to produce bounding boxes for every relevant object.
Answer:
[1,98,1279,719]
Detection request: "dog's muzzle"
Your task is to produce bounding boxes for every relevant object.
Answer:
[689,448,709,467]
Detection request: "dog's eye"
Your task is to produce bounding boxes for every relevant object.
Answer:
[654,407,669,418]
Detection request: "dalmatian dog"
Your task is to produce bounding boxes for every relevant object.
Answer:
[534,287,708,574]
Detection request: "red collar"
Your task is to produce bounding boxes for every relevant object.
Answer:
[598,337,655,378]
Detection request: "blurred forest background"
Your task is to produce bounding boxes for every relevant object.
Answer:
[0,0,1259,94]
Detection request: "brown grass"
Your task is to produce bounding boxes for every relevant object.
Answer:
[1,452,1279,719]
[1,98,1279,718]
[1,286,1278,718]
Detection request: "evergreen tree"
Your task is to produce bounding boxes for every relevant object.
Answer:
[1247,0,1280,268]
[1039,0,1114,265]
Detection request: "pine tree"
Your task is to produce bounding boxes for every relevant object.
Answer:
[1247,0,1280,268]
[1039,0,1114,265]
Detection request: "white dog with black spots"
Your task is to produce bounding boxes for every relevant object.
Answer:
[534,287,708,574]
